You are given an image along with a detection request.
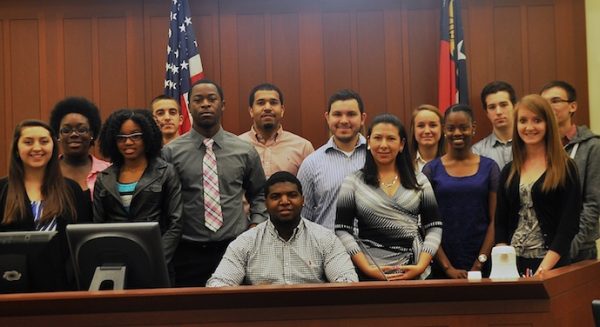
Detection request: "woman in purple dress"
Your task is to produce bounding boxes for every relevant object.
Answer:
[423,104,500,278]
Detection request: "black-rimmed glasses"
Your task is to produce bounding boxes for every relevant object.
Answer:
[549,97,573,105]
[59,126,91,136]
[116,132,144,143]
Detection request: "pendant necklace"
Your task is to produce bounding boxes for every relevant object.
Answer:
[380,175,398,189]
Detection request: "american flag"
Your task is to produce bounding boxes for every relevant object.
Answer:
[438,0,469,112]
[164,0,204,134]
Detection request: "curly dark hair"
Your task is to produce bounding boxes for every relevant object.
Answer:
[49,97,102,145]
[99,109,162,166]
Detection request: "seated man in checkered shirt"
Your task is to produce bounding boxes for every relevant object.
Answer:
[207,171,358,286]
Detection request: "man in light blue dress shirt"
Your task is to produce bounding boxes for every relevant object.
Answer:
[297,89,367,230]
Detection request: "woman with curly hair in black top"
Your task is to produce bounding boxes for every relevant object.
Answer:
[93,109,183,267]
[49,97,111,201]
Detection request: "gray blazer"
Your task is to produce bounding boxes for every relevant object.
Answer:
[93,157,183,264]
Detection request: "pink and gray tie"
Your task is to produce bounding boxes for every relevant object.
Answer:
[203,138,223,232]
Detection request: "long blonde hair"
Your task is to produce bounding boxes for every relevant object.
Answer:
[506,94,571,191]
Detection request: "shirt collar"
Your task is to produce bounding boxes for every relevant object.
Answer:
[266,217,305,242]
[190,125,225,149]
[325,134,367,152]
[251,125,283,144]
[58,154,111,174]
[90,155,111,174]
[490,132,512,147]
[415,151,427,165]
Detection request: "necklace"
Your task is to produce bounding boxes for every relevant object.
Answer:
[380,175,398,188]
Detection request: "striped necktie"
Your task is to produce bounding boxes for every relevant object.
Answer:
[203,138,223,231]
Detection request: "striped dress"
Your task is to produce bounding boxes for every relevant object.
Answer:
[335,171,443,278]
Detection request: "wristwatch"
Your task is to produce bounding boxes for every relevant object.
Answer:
[478,254,488,264]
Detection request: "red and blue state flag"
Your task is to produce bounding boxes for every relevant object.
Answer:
[438,0,469,112]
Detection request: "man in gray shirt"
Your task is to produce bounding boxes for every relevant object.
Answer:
[541,80,600,261]
[472,81,516,170]
[207,171,358,287]
[162,79,268,286]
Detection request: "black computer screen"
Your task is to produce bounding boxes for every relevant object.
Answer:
[0,231,63,294]
[66,222,169,290]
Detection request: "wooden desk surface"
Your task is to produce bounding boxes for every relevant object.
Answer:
[1,260,599,326]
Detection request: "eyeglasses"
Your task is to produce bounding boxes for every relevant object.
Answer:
[116,132,144,143]
[549,97,573,105]
[59,126,90,136]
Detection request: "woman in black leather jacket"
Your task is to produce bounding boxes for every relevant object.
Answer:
[93,109,182,266]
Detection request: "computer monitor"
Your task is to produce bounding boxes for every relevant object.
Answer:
[66,222,169,291]
[0,231,62,294]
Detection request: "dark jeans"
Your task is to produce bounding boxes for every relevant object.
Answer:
[173,239,232,287]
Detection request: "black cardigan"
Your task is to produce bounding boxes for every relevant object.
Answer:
[0,177,90,291]
[495,160,582,258]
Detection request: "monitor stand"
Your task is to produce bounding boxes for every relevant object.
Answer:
[89,266,126,291]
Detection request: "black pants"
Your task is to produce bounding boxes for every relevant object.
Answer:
[173,239,232,287]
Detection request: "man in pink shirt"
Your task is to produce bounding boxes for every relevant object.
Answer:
[239,83,314,177]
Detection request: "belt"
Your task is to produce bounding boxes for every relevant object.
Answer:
[180,238,234,249]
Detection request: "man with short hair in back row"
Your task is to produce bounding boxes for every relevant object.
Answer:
[540,80,600,262]
[207,171,358,286]
[150,95,183,145]
[473,81,517,170]
[239,83,314,177]
[297,89,367,230]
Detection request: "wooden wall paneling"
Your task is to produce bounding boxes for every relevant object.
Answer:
[399,5,412,126]
[298,12,327,147]
[10,19,41,125]
[322,12,353,103]
[0,19,6,175]
[356,11,387,120]
[570,0,589,127]
[526,4,557,93]
[519,5,532,94]
[383,9,406,125]
[233,14,267,133]
[63,19,94,99]
[555,0,589,126]
[404,4,438,114]
[270,13,302,136]
[37,16,50,122]
[219,12,241,133]
[195,13,220,87]
[464,0,494,137]
[143,0,171,105]
[492,5,525,99]
[125,6,146,108]
[97,18,128,119]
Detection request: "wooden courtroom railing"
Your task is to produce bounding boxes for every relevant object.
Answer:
[1,260,599,326]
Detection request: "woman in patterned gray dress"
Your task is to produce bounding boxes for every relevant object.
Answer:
[335,114,443,280]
